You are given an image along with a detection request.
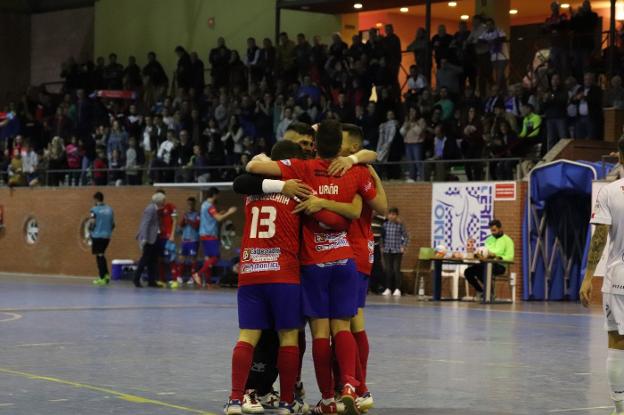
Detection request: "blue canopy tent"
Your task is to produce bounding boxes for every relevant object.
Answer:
[523,160,613,301]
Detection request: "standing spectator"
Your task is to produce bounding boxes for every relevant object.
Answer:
[605,75,624,109]
[407,28,429,70]
[381,208,409,297]
[142,52,169,93]
[259,38,276,83]
[566,75,582,137]
[492,120,519,179]
[570,0,599,80]
[505,84,525,125]
[276,107,294,141]
[400,107,426,182]
[93,146,108,186]
[573,72,603,139]
[436,59,463,97]
[479,18,509,90]
[294,33,312,77]
[106,120,128,162]
[89,191,115,286]
[543,73,569,149]
[176,129,194,182]
[155,129,178,182]
[22,141,39,186]
[7,152,25,187]
[134,192,166,288]
[383,24,402,94]
[431,25,454,68]
[544,1,570,77]
[461,124,485,181]
[125,136,141,185]
[123,56,142,90]
[209,37,232,89]
[103,53,124,90]
[467,14,491,98]
[435,86,455,121]
[425,124,460,181]
[221,116,244,166]
[276,32,297,83]
[190,52,205,93]
[376,110,399,179]
[228,51,247,91]
[454,20,474,91]
[244,37,262,83]
[66,135,82,185]
[483,84,504,114]
[46,136,66,186]
[175,46,193,91]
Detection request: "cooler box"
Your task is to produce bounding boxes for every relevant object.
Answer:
[111,259,135,280]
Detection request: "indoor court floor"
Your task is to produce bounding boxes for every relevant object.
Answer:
[0,274,614,415]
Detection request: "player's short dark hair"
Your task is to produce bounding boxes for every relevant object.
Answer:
[389,207,399,215]
[342,123,364,143]
[187,197,196,203]
[93,192,104,202]
[270,140,304,161]
[489,219,502,228]
[207,187,220,198]
[315,120,343,159]
[156,188,166,195]
[286,121,314,137]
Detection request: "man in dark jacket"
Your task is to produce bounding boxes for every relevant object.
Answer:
[175,46,193,90]
[190,52,205,93]
[543,73,569,149]
[143,52,169,90]
[573,72,603,140]
[426,124,460,181]
[209,37,232,89]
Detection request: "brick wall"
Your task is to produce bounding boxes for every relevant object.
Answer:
[0,183,527,296]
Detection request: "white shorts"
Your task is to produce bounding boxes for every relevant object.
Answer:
[604,292,624,335]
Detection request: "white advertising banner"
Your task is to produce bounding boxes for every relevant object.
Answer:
[431,183,494,253]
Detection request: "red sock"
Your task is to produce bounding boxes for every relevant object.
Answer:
[331,341,340,391]
[297,330,306,382]
[278,346,299,404]
[353,330,369,385]
[312,338,333,399]
[197,257,216,280]
[333,331,359,388]
[230,341,254,401]
[354,345,368,395]
[190,260,198,274]
[171,263,182,280]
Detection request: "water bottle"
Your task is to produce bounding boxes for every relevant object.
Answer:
[418,275,425,297]
[64,174,69,186]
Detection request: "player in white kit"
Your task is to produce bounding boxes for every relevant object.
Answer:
[580,142,624,415]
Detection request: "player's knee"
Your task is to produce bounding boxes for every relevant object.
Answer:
[278,329,299,346]
[238,329,262,347]
[350,309,366,333]
[310,319,330,339]
[330,318,351,336]
[609,331,624,350]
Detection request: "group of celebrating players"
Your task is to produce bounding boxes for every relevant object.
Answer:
[224,120,387,415]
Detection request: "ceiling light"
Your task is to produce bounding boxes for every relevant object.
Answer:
[353,3,363,9]
[509,9,518,15]
[375,22,383,27]
[448,1,457,7]
[560,3,570,8]
[400,7,409,13]
[460,15,469,20]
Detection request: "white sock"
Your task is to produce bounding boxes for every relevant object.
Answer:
[607,348,624,413]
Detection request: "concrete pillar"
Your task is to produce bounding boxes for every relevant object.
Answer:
[475,0,510,35]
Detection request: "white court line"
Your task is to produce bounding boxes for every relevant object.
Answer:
[548,405,613,413]
[16,343,73,348]
[48,399,69,402]
[0,403,15,407]
[0,312,22,323]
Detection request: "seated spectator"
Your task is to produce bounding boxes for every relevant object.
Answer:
[106,120,128,162]
[376,110,400,179]
[572,72,603,139]
[176,130,194,182]
[406,65,427,94]
[8,152,25,187]
[436,59,463,97]
[434,87,455,121]
[154,129,178,182]
[490,120,519,179]
[21,141,39,186]
[125,136,141,185]
[461,124,485,181]
[276,107,295,141]
[66,136,82,185]
[513,103,543,158]
[491,101,518,136]
[109,148,124,185]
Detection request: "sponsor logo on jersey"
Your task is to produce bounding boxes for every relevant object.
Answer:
[280,159,292,166]
[314,232,350,251]
[318,184,339,195]
[242,247,281,263]
[240,262,281,273]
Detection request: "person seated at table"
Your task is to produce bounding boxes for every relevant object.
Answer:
[464,219,514,301]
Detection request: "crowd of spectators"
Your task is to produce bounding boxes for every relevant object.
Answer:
[0,0,617,186]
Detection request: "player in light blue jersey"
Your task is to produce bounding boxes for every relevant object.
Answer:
[89,192,115,286]
[192,187,237,287]
[175,197,201,285]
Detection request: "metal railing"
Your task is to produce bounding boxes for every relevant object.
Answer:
[0,157,535,187]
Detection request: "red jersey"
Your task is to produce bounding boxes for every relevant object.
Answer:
[158,202,177,239]
[349,203,374,276]
[238,193,301,287]
[278,158,377,265]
